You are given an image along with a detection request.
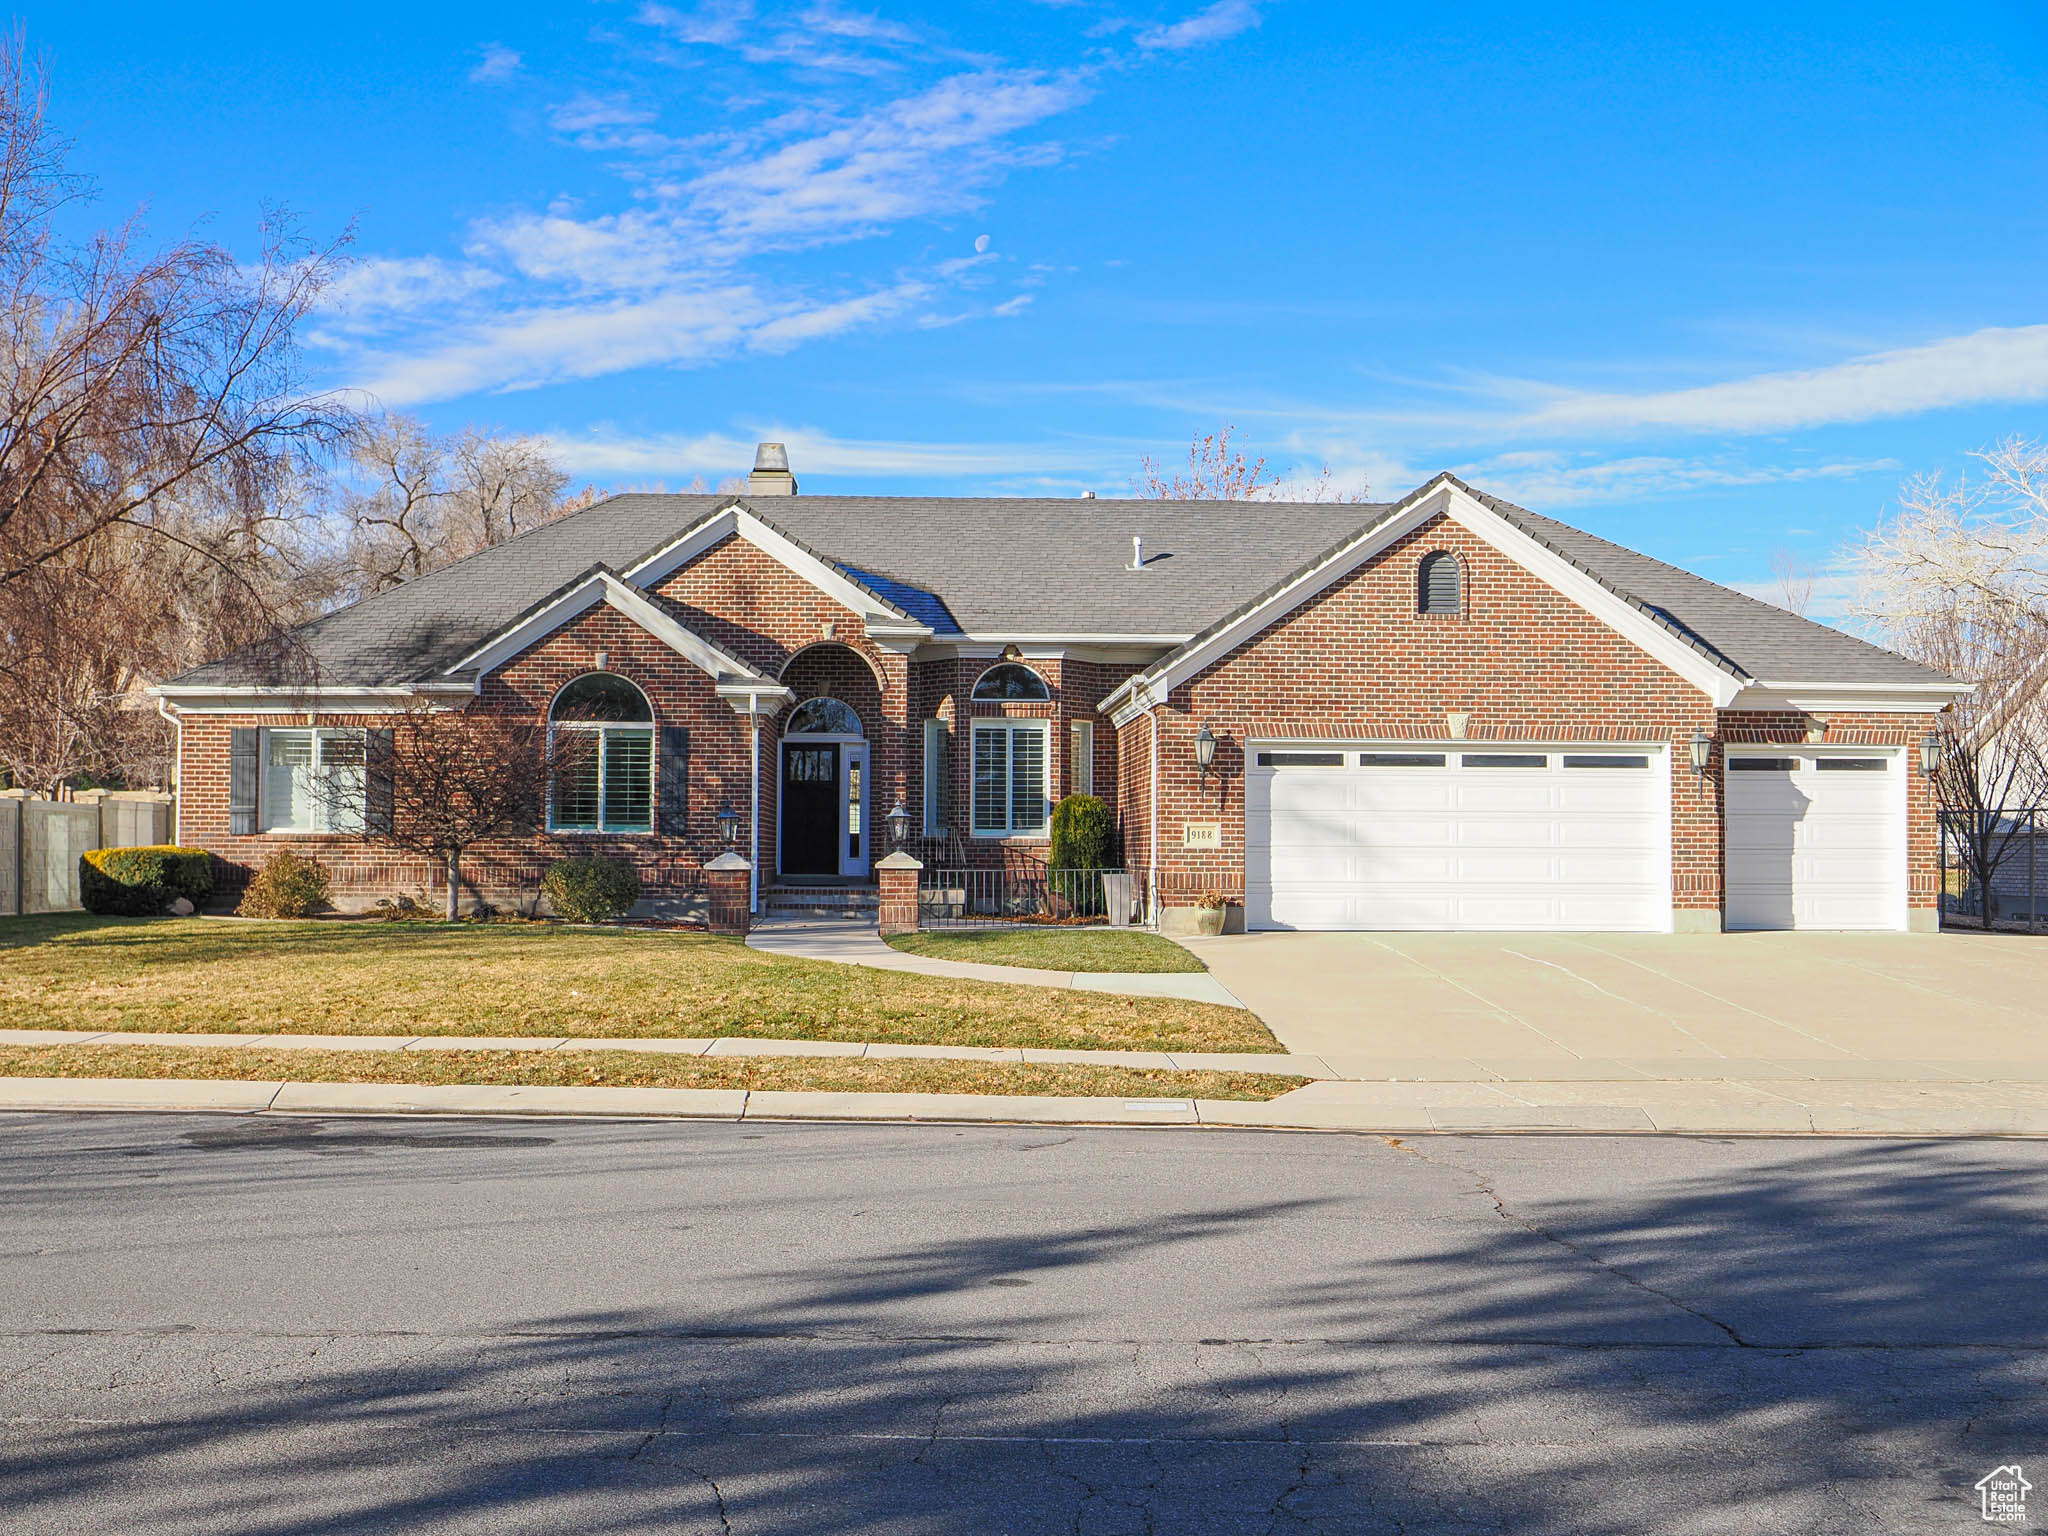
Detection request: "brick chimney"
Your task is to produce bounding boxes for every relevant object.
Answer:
[747,442,797,496]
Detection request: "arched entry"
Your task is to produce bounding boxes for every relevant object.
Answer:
[779,695,870,879]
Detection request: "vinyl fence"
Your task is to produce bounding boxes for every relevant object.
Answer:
[0,792,177,917]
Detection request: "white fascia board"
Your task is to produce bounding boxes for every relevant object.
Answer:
[1113,492,1452,713]
[453,568,772,686]
[596,574,768,683]
[621,501,936,644]
[957,633,1195,647]
[448,580,607,677]
[620,504,744,587]
[1441,487,1748,707]
[148,682,476,715]
[1730,681,1971,714]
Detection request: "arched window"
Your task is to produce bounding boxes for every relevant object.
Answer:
[552,672,653,722]
[549,673,654,833]
[1417,551,1462,616]
[971,662,1051,702]
[786,697,864,736]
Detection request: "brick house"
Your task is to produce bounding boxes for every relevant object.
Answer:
[153,451,1964,933]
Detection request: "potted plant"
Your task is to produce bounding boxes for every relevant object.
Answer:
[1193,889,1228,937]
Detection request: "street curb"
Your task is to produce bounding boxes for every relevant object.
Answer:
[2,1077,2047,1136]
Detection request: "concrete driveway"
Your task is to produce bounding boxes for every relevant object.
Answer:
[1179,930,2048,1070]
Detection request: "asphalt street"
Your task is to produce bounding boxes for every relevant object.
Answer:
[0,1114,2042,1533]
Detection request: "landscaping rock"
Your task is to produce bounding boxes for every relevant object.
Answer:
[169,897,196,916]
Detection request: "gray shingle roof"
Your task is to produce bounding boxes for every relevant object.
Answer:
[166,479,1948,692]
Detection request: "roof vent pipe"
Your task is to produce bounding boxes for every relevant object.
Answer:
[747,442,797,496]
[1128,535,1146,571]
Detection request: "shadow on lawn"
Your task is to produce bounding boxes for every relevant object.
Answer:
[2,1125,2044,1533]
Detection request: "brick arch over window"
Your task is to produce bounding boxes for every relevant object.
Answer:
[777,643,884,740]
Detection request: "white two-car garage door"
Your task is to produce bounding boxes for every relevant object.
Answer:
[1724,748,1905,930]
[1245,745,1670,932]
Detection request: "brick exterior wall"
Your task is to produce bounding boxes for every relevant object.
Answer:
[170,509,1940,925]
[1120,510,1942,922]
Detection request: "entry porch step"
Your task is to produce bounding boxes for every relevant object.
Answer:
[762,884,879,918]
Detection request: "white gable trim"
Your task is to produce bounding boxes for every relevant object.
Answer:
[622,502,936,642]
[148,681,477,715]
[1098,487,1455,725]
[1438,486,1746,706]
[451,570,771,685]
[1099,476,1755,723]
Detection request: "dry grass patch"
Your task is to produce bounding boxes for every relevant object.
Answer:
[0,916,1276,1053]
[0,1044,1302,1101]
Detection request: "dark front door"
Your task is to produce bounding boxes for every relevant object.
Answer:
[782,743,840,876]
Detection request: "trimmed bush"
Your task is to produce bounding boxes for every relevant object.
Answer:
[1049,795,1116,871]
[543,856,641,924]
[235,849,332,919]
[79,846,215,916]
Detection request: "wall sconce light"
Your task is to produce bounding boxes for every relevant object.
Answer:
[1194,722,1218,788]
[716,803,743,848]
[886,798,910,848]
[1920,732,1944,779]
[1688,728,1713,777]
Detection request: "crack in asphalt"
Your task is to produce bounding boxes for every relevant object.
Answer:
[1383,1136,1754,1348]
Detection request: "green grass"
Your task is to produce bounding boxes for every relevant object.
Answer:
[0,915,1275,1053]
[0,1043,1303,1100]
[885,927,1207,973]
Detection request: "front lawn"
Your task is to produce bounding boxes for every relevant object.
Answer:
[0,916,1275,1054]
[885,928,1206,974]
[0,1043,1302,1101]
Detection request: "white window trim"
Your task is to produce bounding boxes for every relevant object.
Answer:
[970,717,1052,839]
[548,723,657,835]
[923,719,947,837]
[259,727,368,836]
[1070,719,1095,797]
[970,662,1052,703]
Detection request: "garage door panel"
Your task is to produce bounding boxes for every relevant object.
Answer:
[1248,746,1667,932]
[1725,755,1901,931]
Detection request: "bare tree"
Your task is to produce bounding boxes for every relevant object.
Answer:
[1852,436,2048,917]
[1769,549,1815,617]
[0,34,348,788]
[337,414,570,597]
[353,703,590,921]
[1134,424,1367,501]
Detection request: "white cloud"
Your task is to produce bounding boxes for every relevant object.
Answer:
[320,257,503,325]
[1136,0,1261,51]
[1444,450,1899,508]
[638,0,924,74]
[686,70,1089,246]
[1508,325,2048,437]
[469,43,522,83]
[991,293,1033,317]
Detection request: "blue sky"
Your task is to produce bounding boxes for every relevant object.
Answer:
[36,1,2048,613]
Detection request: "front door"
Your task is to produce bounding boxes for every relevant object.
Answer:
[780,741,872,878]
[781,743,840,876]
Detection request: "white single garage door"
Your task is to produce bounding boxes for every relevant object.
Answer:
[1245,745,1670,932]
[1724,749,1904,931]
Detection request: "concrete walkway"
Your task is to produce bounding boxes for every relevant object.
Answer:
[745,917,1248,1007]
[8,1027,2048,1134]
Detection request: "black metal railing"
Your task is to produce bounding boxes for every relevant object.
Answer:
[916,864,1148,930]
[1939,808,2047,932]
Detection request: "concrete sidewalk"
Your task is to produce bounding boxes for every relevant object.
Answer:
[745,917,1247,1007]
[7,1028,2048,1133]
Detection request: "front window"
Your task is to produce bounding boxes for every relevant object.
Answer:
[971,663,1050,702]
[972,719,1050,837]
[261,728,366,833]
[549,672,655,834]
